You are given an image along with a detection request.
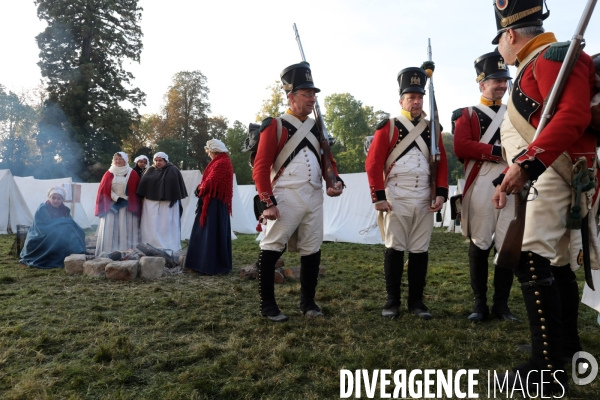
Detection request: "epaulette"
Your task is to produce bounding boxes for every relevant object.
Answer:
[451,108,465,122]
[260,117,274,132]
[375,118,389,131]
[543,41,570,62]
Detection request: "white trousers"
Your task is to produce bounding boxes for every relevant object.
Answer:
[260,182,323,256]
[467,162,515,251]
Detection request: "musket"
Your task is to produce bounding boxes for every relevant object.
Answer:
[497,0,597,289]
[292,23,338,191]
[425,39,442,222]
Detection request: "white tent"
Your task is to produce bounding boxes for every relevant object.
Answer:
[231,175,258,234]
[13,176,91,229]
[79,182,101,226]
[323,172,383,244]
[0,169,33,234]
[179,171,253,240]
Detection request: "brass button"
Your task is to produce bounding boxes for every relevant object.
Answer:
[532,275,537,279]
[535,291,540,296]
[544,342,548,346]
[530,267,535,272]
[542,334,547,339]
[541,318,546,322]
[538,310,543,314]
[541,325,546,330]
[536,300,541,304]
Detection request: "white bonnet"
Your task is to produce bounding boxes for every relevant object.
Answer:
[205,139,229,153]
[47,186,67,200]
[154,152,169,162]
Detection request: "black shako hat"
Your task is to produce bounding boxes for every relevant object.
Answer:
[474,51,512,82]
[491,0,549,45]
[397,67,427,96]
[280,62,321,94]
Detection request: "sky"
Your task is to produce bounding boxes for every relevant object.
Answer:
[2,0,599,135]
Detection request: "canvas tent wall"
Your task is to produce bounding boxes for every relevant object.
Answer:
[0,169,33,234]
[13,176,91,229]
[179,171,253,240]
[78,182,101,226]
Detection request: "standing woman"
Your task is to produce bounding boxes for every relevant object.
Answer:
[20,186,86,269]
[136,152,188,251]
[132,155,149,178]
[185,139,234,274]
[95,152,142,255]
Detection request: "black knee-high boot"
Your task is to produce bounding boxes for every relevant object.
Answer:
[552,264,582,361]
[300,250,321,313]
[383,248,404,309]
[468,240,491,314]
[492,263,516,317]
[258,249,284,317]
[511,251,567,394]
[407,252,429,312]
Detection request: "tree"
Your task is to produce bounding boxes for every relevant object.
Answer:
[442,132,463,185]
[161,70,211,170]
[0,86,40,176]
[35,0,145,181]
[208,115,228,142]
[324,93,385,174]
[223,120,252,185]
[123,113,162,156]
[256,82,286,121]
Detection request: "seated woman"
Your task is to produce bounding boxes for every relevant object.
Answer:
[185,139,233,275]
[95,152,142,256]
[20,186,86,269]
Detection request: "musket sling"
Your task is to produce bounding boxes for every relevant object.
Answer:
[270,114,318,183]
[463,104,506,179]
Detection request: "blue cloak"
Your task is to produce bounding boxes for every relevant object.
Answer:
[19,203,86,269]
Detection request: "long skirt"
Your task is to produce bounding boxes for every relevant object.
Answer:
[96,208,140,256]
[185,197,232,275]
[140,199,182,252]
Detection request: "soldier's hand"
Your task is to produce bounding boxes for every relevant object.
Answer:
[428,196,444,212]
[500,163,529,196]
[262,206,280,221]
[326,181,343,197]
[374,200,392,212]
[492,185,507,209]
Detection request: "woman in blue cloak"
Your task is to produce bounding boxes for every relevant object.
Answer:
[19,186,86,269]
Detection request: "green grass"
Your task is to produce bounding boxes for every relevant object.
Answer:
[0,230,599,399]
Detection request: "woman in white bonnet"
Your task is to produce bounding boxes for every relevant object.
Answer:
[94,152,142,256]
[20,186,85,269]
[185,139,234,274]
[136,152,188,251]
[133,155,149,178]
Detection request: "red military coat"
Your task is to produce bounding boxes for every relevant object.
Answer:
[252,115,341,209]
[509,32,597,179]
[453,103,505,197]
[365,115,449,203]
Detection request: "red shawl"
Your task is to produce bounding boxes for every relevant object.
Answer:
[198,152,234,227]
[95,169,142,217]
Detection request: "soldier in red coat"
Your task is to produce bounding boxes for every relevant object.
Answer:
[490,0,597,394]
[253,62,344,322]
[365,66,448,319]
[452,51,518,323]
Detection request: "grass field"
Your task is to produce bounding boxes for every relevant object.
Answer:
[1,230,599,399]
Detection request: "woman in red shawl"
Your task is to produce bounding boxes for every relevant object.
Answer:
[94,152,141,256]
[185,139,234,274]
